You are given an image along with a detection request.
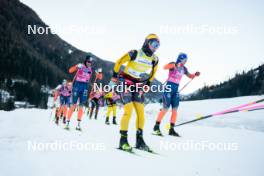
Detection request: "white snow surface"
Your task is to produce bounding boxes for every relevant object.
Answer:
[0,95,264,176]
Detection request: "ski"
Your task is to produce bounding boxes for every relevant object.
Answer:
[168,134,181,137]
[64,124,70,131]
[152,132,164,137]
[116,148,140,156]
[133,147,159,155]
[76,127,82,131]
[64,127,70,131]
[249,107,264,112]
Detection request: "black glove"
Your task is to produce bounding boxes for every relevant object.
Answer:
[195,71,200,76]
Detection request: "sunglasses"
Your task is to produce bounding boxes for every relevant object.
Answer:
[149,40,160,49]
[85,61,92,64]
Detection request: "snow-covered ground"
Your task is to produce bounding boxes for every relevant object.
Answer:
[0,95,264,176]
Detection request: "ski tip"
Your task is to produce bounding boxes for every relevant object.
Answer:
[64,127,70,131]
[168,135,181,137]
[152,133,164,137]
[133,147,158,155]
[116,147,134,153]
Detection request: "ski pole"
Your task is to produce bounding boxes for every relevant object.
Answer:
[49,106,55,122]
[175,104,264,127]
[213,98,264,116]
[175,98,264,127]
[217,104,264,115]
[49,108,53,120]
[179,78,195,93]
[240,104,264,112]
[49,92,57,121]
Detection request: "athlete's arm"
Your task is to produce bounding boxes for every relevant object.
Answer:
[185,67,200,79]
[69,65,78,74]
[112,50,136,78]
[163,62,176,70]
[185,67,193,79]
[186,73,195,79]
[55,85,61,90]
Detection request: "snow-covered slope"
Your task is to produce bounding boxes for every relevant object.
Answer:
[0,96,264,176]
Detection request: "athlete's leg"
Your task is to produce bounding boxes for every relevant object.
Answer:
[113,104,117,117]
[112,104,117,124]
[134,102,145,130]
[106,106,112,118]
[67,82,79,121]
[120,103,134,131]
[94,100,99,119]
[77,83,88,121]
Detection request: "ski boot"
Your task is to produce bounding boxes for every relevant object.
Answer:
[153,122,163,136]
[168,123,180,137]
[119,131,132,152]
[63,117,66,124]
[112,116,117,125]
[76,120,82,131]
[64,120,70,130]
[135,129,152,152]
[105,117,110,125]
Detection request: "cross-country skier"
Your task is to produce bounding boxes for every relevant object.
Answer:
[65,55,93,131]
[88,89,104,120]
[54,79,72,124]
[153,53,200,136]
[109,34,160,152]
[87,68,103,119]
[104,91,120,125]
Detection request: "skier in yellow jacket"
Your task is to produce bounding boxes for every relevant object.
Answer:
[104,91,120,125]
[109,34,160,152]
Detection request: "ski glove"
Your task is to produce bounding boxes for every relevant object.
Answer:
[195,71,200,76]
